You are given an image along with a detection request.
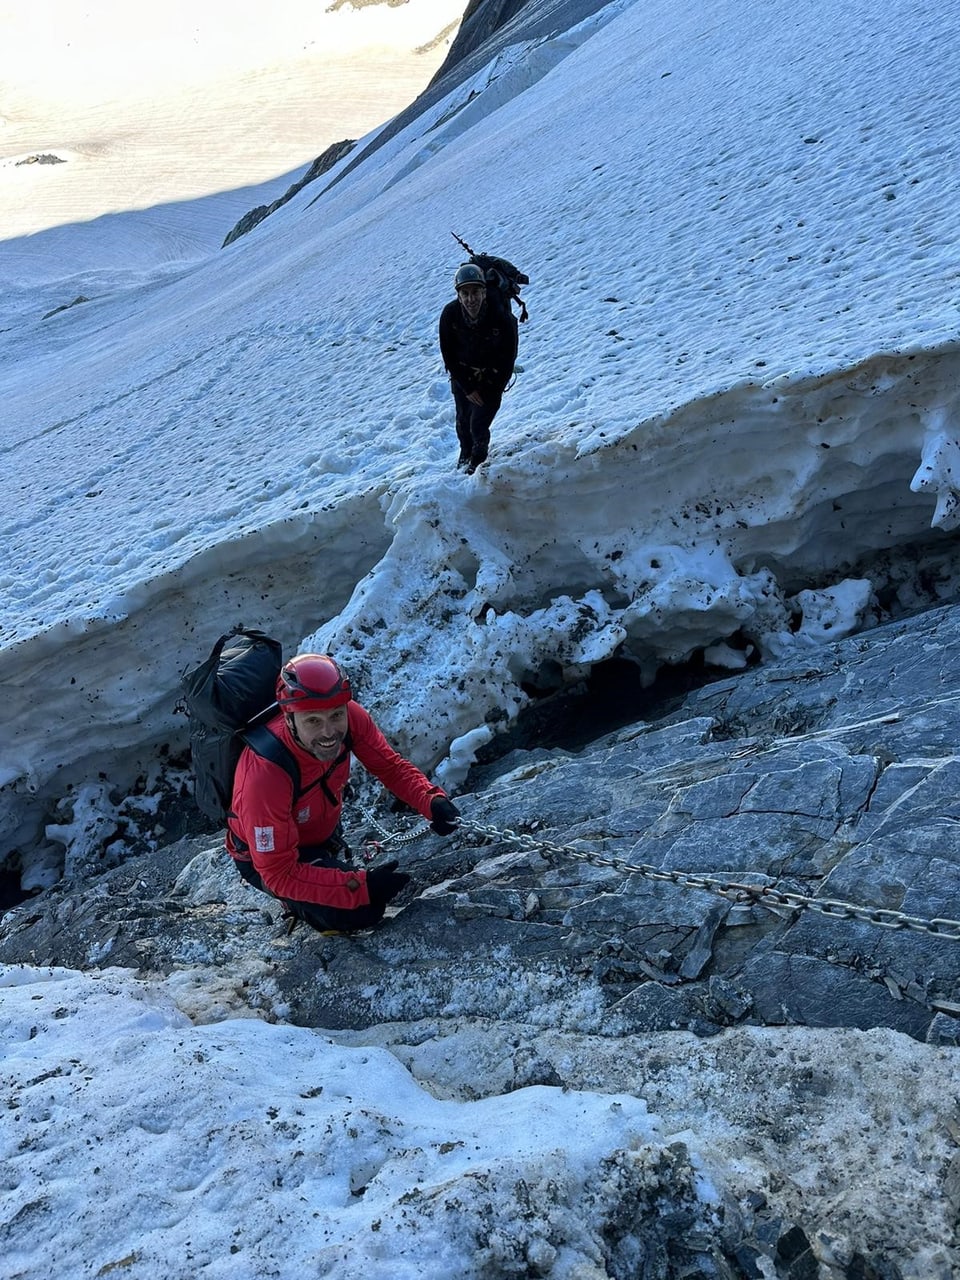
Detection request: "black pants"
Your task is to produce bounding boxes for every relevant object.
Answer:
[453,382,503,464]
[234,829,382,933]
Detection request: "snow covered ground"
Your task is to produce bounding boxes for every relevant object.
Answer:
[5,0,960,865]
[3,0,960,1272]
[1,966,665,1278]
[3,964,957,1278]
[0,1,462,302]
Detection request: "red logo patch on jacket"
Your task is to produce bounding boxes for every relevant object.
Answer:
[254,826,275,853]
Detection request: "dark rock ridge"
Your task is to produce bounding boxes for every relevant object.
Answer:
[15,153,65,166]
[3,598,958,1048]
[319,0,613,196]
[41,295,90,321]
[222,139,356,246]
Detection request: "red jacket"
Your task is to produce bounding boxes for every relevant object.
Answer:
[226,702,444,909]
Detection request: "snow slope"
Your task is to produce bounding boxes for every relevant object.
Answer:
[0,0,462,300]
[3,0,960,859]
[2,964,957,1278]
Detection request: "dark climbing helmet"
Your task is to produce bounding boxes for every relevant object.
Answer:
[454,263,487,291]
[276,654,352,713]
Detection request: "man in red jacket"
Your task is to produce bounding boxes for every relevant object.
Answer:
[226,653,460,932]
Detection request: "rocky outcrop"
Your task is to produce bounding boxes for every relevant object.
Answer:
[3,599,958,1048]
[320,0,614,193]
[15,153,65,166]
[221,139,355,247]
[41,295,90,320]
[4,601,959,1275]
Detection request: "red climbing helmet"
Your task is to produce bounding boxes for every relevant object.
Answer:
[276,654,352,713]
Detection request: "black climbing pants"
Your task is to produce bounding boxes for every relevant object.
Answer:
[453,382,503,465]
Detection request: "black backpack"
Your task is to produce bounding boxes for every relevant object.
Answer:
[178,629,301,824]
[453,233,529,323]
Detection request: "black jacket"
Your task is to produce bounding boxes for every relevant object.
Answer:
[439,299,518,395]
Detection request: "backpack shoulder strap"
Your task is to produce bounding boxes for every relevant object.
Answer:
[241,724,303,799]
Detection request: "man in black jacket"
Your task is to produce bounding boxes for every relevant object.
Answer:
[439,263,518,473]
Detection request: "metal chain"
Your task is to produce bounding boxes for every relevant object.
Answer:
[342,802,960,941]
[456,819,960,942]
[352,799,432,848]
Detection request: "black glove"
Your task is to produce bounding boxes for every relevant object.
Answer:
[366,860,411,910]
[430,796,461,836]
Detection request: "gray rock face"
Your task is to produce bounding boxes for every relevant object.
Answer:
[3,601,958,1049]
[4,603,959,1276]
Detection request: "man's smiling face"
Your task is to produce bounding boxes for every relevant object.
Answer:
[291,706,348,760]
[457,282,486,320]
